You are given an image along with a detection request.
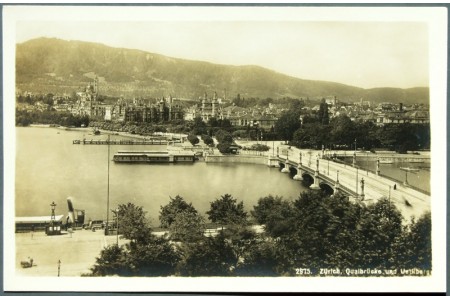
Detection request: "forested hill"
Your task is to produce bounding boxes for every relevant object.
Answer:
[16,37,429,104]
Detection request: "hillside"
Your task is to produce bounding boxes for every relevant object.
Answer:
[16,38,429,104]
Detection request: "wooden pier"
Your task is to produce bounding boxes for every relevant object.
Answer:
[73,139,173,145]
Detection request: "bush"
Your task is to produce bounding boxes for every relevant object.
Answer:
[201,134,215,146]
[217,142,233,154]
[187,134,200,146]
[250,144,270,152]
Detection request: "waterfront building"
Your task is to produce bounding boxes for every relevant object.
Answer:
[200,91,223,122]
[15,215,64,233]
[123,96,185,123]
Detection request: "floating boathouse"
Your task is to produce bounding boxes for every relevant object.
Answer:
[113,150,196,163]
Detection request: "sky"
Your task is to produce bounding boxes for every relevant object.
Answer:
[13,7,430,89]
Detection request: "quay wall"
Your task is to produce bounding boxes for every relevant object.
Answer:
[205,155,267,165]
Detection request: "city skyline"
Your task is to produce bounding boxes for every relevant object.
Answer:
[13,7,430,89]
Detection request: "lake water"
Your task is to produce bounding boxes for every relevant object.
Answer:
[15,127,308,223]
[345,157,430,194]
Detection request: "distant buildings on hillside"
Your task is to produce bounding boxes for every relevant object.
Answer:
[17,79,430,127]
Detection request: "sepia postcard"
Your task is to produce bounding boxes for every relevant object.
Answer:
[2,4,447,294]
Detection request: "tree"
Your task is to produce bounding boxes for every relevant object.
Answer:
[124,235,180,276]
[207,117,219,127]
[259,198,297,238]
[215,129,233,144]
[159,195,198,228]
[317,98,329,125]
[117,202,152,244]
[177,234,237,276]
[354,197,404,269]
[191,116,207,135]
[187,134,200,146]
[206,194,248,229]
[169,210,206,243]
[234,239,280,276]
[251,195,284,225]
[274,110,301,143]
[291,123,330,149]
[397,212,431,270]
[329,115,356,148]
[201,134,215,146]
[88,244,129,276]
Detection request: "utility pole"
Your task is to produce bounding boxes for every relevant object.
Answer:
[106,134,110,236]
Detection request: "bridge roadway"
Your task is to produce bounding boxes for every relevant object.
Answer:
[276,146,430,222]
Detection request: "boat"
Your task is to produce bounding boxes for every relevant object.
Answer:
[400,167,420,173]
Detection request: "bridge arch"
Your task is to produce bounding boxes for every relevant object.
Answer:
[289,166,297,178]
[319,182,334,195]
[302,173,314,186]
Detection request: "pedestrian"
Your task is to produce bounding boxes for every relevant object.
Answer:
[30,257,33,267]
[394,183,397,190]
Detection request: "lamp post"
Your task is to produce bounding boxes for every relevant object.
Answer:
[316,154,319,173]
[50,201,56,235]
[376,157,380,176]
[334,170,340,192]
[327,152,330,176]
[57,259,61,277]
[360,177,365,201]
[116,208,119,246]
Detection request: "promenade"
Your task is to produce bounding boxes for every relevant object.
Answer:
[15,230,127,277]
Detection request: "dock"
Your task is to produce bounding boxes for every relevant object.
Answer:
[73,139,173,145]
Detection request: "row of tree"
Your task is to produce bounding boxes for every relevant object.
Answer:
[274,105,430,152]
[87,191,431,277]
[16,109,90,127]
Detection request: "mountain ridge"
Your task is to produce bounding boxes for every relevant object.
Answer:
[16,37,429,104]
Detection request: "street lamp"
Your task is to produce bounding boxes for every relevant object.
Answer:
[376,157,380,176]
[327,153,330,176]
[50,201,56,235]
[116,208,119,246]
[360,178,365,201]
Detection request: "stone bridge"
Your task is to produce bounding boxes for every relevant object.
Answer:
[268,145,430,222]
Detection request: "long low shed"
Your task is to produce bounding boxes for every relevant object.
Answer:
[15,215,65,233]
[113,150,196,163]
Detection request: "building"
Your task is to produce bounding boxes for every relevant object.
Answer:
[123,96,184,123]
[200,92,223,122]
[72,76,99,117]
[15,215,64,233]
